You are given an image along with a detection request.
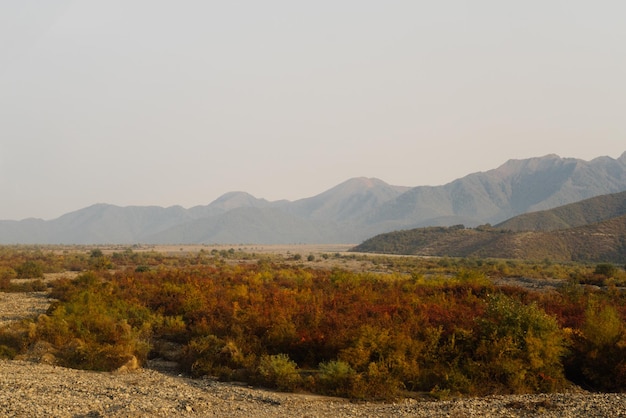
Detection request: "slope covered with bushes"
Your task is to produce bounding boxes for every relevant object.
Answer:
[353,215,626,263]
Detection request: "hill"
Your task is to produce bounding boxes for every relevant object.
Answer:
[352,191,626,263]
[1,152,626,244]
[495,190,626,231]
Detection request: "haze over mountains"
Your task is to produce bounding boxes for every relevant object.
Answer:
[2,152,626,245]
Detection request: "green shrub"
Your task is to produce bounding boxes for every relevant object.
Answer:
[472,294,568,393]
[155,315,188,342]
[349,362,403,401]
[317,360,356,397]
[594,263,617,278]
[32,287,152,371]
[257,353,302,391]
[15,261,43,279]
[182,335,246,379]
[568,299,626,391]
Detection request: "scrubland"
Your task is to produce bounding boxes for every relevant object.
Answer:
[1,245,625,405]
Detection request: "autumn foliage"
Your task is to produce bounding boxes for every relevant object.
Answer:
[1,247,625,400]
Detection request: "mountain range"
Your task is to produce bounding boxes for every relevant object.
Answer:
[2,152,626,245]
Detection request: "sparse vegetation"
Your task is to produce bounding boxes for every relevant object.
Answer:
[352,191,626,264]
[352,217,626,264]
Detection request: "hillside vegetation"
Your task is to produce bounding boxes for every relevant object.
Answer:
[1,247,626,400]
[352,217,626,263]
[496,190,626,232]
[353,191,626,264]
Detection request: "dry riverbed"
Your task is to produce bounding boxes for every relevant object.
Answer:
[2,357,626,417]
[1,256,625,417]
[2,292,626,417]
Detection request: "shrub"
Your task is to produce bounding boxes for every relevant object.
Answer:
[0,344,16,359]
[257,354,302,391]
[181,335,248,379]
[15,261,43,279]
[471,294,568,393]
[594,263,617,278]
[0,321,33,359]
[0,267,16,291]
[567,299,626,391]
[155,315,187,342]
[350,362,403,401]
[31,284,153,371]
[317,360,356,397]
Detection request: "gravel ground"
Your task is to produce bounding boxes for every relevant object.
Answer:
[2,359,626,417]
[0,291,51,327]
[2,292,626,417]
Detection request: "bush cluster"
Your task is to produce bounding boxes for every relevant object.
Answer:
[0,249,625,400]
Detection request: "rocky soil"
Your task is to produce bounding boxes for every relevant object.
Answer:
[0,291,51,327]
[1,291,626,417]
[2,358,626,418]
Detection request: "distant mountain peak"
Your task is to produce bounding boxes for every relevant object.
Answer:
[337,177,389,190]
[488,154,577,180]
[207,191,270,211]
[212,191,258,202]
[351,177,383,184]
[312,177,410,202]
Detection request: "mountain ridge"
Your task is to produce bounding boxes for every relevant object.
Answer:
[2,152,626,244]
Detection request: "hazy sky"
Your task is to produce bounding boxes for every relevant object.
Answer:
[1,1,625,220]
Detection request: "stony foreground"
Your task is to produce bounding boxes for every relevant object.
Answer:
[0,360,624,417]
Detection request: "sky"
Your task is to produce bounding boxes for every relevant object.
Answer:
[1,1,625,221]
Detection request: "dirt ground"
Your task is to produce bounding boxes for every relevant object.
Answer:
[136,243,356,256]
